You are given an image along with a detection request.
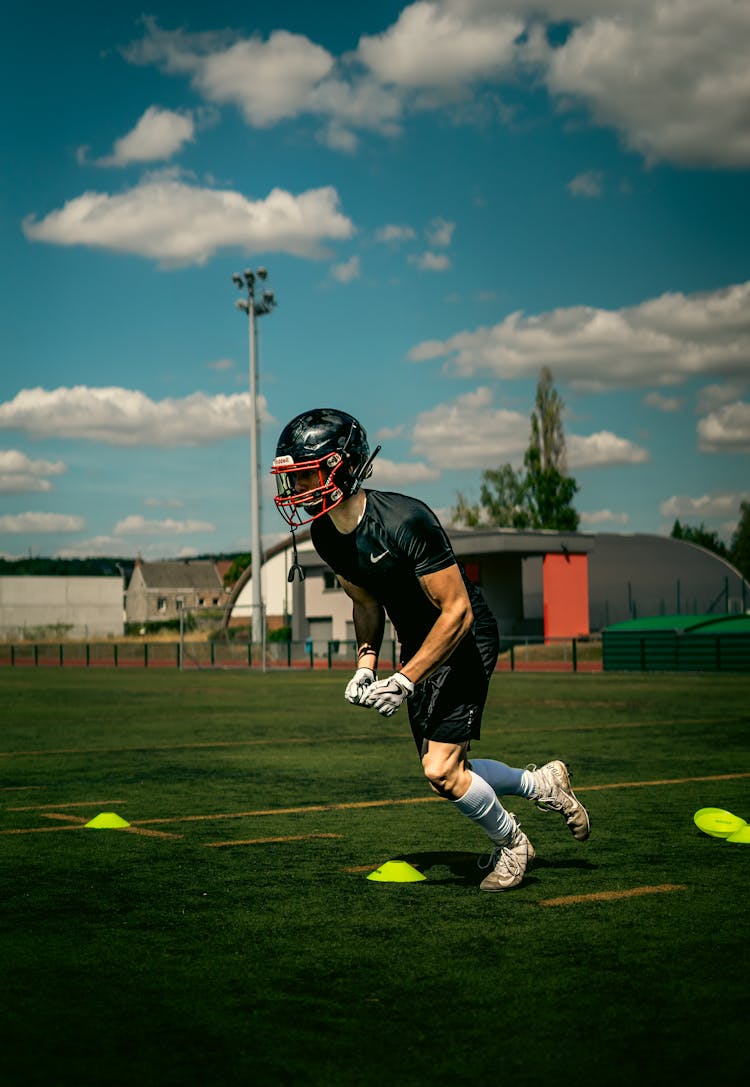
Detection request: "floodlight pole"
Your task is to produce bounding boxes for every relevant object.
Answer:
[232,268,276,667]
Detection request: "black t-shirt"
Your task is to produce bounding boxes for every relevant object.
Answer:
[310,490,496,659]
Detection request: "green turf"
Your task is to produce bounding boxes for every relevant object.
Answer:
[1,669,748,1086]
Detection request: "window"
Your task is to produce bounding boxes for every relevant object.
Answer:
[323,571,342,591]
[157,597,167,612]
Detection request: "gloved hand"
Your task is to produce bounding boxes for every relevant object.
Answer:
[361,672,415,717]
[344,667,376,705]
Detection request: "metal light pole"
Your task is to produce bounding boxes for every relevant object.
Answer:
[232,267,276,660]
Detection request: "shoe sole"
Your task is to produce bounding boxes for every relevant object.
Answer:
[554,761,591,841]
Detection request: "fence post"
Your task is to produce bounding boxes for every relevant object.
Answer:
[86,644,91,668]
[287,639,292,667]
[572,638,578,673]
[309,640,314,669]
[144,643,148,668]
[509,644,515,672]
[114,643,118,668]
[327,641,333,669]
[34,644,39,667]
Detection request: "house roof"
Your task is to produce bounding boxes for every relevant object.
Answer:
[134,560,223,591]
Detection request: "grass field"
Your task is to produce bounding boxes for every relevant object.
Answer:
[1,668,748,1086]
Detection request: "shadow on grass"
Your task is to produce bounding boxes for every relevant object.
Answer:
[395,849,598,886]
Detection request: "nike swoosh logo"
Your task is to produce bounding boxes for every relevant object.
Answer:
[370,549,390,563]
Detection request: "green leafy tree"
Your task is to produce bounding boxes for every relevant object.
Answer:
[453,367,579,530]
[224,554,251,586]
[670,520,728,559]
[729,501,750,579]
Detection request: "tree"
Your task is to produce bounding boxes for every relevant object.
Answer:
[670,520,728,559]
[729,501,750,580]
[452,368,579,530]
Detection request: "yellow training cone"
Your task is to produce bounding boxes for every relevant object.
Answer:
[85,812,131,829]
[366,860,426,883]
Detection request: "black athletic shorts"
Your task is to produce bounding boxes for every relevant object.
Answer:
[406,623,499,753]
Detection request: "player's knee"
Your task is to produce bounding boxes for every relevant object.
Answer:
[422,754,454,796]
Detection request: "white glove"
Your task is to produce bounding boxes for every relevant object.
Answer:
[361,672,415,717]
[344,667,376,705]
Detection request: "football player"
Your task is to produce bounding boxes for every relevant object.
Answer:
[271,408,590,890]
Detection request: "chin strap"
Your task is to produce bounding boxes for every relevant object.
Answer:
[288,529,306,583]
[355,444,382,487]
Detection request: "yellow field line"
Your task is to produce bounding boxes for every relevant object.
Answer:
[539,884,687,907]
[575,771,750,792]
[133,796,439,826]
[3,771,748,837]
[205,832,342,848]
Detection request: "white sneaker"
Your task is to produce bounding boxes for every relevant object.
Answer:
[479,814,535,892]
[528,760,590,841]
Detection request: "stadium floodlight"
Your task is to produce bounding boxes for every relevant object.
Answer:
[231,267,277,665]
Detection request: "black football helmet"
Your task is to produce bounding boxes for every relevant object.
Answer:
[271,408,379,528]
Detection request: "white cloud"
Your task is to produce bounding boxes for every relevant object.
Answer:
[660,490,750,519]
[357,3,523,88]
[409,251,451,271]
[567,170,603,198]
[538,0,750,167]
[697,401,750,453]
[409,388,650,472]
[578,509,629,526]
[23,178,354,266]
[122,5,750,169]
[91,106,195,166]
[196,31,334,126]
[375,224,417,244]
[568,431,650,468]
[644,391,682,413]
[426,217,455,247]
[0,512,85,534]
[331,255,361,283]
[113,515,215,535]
[125,18,402,146]
[368,457,441,486]
[409,279,750,390]
[0,450,67,494]
[411,387,530,468]
[0,386,274,447]
[695,381,748,414]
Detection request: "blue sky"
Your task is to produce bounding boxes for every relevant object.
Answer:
[1,0,749,560]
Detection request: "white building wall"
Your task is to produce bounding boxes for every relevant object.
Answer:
[0,577,125,638]
[233,539,352,639]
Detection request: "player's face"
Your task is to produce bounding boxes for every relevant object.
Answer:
[294,468,320,495]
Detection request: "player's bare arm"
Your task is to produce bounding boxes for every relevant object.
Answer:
[337,575,384,671]
[399,563,473,686]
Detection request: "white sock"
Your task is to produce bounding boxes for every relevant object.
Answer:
[452,770,515,844]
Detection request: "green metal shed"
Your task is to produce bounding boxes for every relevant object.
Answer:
[602,614,750,673]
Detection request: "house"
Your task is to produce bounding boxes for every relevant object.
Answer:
[125,559,227,625]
